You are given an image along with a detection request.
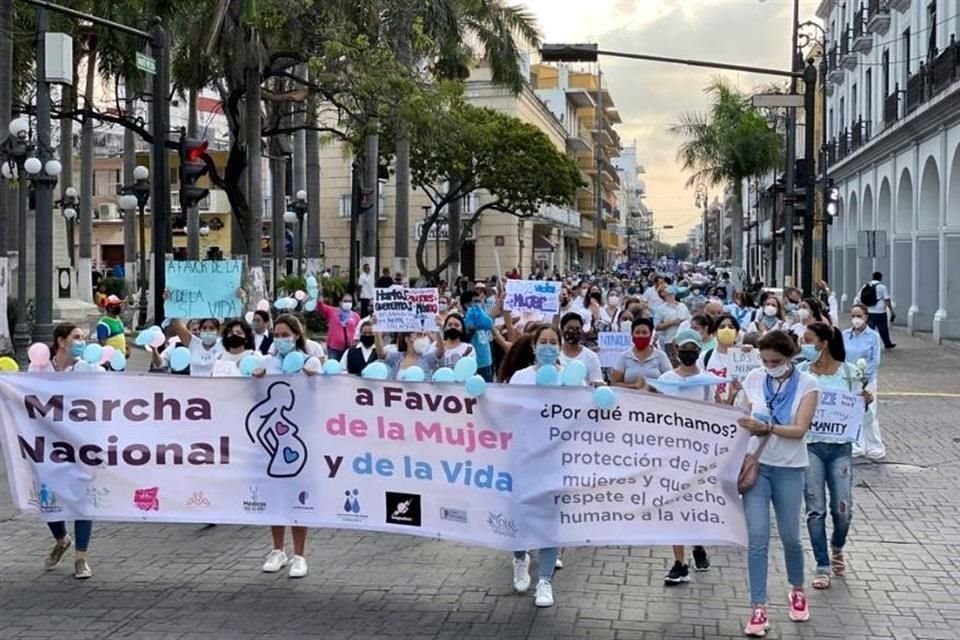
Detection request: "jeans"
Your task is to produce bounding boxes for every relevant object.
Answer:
[805,442,853,574]
[743,464,805,605]
[326,347,344,362]
[48,520,93,552]
[477,364,494,383]
[867,312,895,348]
[514,548,558,581]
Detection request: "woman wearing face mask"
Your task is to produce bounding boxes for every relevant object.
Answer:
[653,286,690,366]
[611,317,671,391]
[841,304,885,460]
[213,319,256,374]
[746,296,787,336]
[699,314,747,405]
[735,330,820,637]
[167,316,223,377]
[791,298,829,339]
[798,322,871,591]
[316,286,361,361]
[506,326,568,607]
[30,323,99,578]
[340,322,380,375]
[690,313,718,353]
[600,292,622,330]
[558,312,604,384]
[433,313,473,367]
[379,328,442,380]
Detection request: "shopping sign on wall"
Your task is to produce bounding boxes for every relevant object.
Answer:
[0,374,752,549]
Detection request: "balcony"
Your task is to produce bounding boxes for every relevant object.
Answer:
[905,68,924,113]
[932,36,960,94]
[850,117,872,151]
[566,132,592,153]
[883,86,900,127]
[827,46,845,84]
[866,0,891,35]
[840,28,858,69]
[852,7,873,54]
[534,205,581,230]
[888,0,910,12]
[836,129,850,161]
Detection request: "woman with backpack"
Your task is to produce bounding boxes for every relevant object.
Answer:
[799,322,872,590]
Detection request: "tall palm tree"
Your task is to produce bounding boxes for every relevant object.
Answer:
[670,78,783,267]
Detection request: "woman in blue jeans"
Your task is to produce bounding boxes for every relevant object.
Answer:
[799,322,871,589]
[29,323,96,579]
[737,330,820,637]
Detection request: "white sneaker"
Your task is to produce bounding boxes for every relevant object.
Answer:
[534,579,554,607]
[288,554,308,578]
[262,549,288,573]
[555,551,564,569]
[512,553,531,593]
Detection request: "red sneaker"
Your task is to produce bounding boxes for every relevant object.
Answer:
[744,606,769,637]
[789,589,810,622]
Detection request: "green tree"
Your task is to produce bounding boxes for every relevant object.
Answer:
[669,78,783,267]
[401,101,582,280]
[670,242,691,261]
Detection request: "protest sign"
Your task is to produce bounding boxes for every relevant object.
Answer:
[0,373,751,549]
[598,332,631,367]
[808,389,865,443]
[164,260,243,319]
[729,347,762,379]
[504,280,561,314]
[373,288,439,333]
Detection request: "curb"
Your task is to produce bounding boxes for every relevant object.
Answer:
[891,326,960,353]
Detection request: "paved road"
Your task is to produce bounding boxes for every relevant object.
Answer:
[0,330,957,639]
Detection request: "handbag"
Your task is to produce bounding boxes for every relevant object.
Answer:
[737,435,771,494]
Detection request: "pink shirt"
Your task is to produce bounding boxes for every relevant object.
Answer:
[317,302,360,352]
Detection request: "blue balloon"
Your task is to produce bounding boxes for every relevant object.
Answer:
[593,386,616,409]
[239,355,260,376]
[169,346,191,372]
[535,365,560,386]
[134,330,152,346]
[304,299,317,313]
[432,367,456,383]
[110,351,127,371]
[464,375,486,397]
[274,297,298,311]
[402,365,426,382]
[361,361,389,380]
[306,276,318,289]
[561,360,588,387]
[282,351,307,374]
[82,343,103,365]
[322,359,343,376]
[453,356,478,382]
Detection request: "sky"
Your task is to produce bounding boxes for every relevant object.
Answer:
[521,0,822,243]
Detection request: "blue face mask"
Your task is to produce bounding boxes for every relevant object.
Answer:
[785,302,797,312]
[801,344,822,363]
[535,344,560,366]
[274,337,295,355]
[69,340,85,359]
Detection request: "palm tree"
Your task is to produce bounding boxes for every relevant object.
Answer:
[670,78,783,267]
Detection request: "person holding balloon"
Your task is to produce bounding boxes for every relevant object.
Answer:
[95,295,129,358]
[340,321,380,376]
[165,316,223,377]
[432,313,473,368]
[374,321,443,381]
[27,323,100,578]
[211,319,257,375]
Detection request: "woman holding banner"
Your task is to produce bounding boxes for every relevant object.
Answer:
[610,317,671,391]
[433,313,473,368]
[30,323,96,579]
[373,318,443,380]
[213,319,257,372]
[166,314,224,378]
[736,330,820,637]
[799,322,870,590]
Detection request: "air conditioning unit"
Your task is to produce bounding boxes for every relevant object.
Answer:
[96,203,119,220]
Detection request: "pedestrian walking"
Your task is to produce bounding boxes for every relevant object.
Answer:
[858,272,896,349]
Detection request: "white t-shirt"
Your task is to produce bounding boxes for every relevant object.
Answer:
[559,347,603,383]
[359,272,375,299]
[745,318,787,335]
[863,281,889,314]
[559,304,593,333]
[643,286,663,311]
[430,342,473,368]
[654,302,690,346]
[508,364,585,386]
[656,370,711,402]
[740,368,820,468]
[699,348,733,397]
[188,339,223,377]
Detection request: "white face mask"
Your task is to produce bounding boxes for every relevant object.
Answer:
[797,308,811,321]
[620,320,633,333]
[763,305,778,317]
[851,316,866,329]
[413,337,430,355]
[607,296,620,308]
[765,362,791,378]
[341,301,353,311]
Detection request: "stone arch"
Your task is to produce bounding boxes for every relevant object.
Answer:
[895,168,913,234]
[918,156,940,232]
[950,142,960,226]
[891,169,913,326]
[875,178,892,289]
[945,142,960,338]
[861,185,874,230]
[846,192,859,245]
[844,192,859,307]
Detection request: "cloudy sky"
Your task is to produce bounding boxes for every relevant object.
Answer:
[521,0,821,243]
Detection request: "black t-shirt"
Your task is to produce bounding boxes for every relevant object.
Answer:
[375,276,393,288]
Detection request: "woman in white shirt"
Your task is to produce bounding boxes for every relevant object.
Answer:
[212,319,257,375]
[434,312,473,367]
[745,295,788,336]
[736,330,820,637]
[168,317,224,377]
[558,312,603,384]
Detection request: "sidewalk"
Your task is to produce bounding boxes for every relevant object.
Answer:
[0,335,957,639]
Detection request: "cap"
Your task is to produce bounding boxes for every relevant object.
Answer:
[675,329,703,349]
[105,295,122,306]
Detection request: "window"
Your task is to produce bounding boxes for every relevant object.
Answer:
[927,1,937,55]
[840,97,846,130]
[903,28,911,81]
[882,49,890,95]
[865,69,872,125]
[828,108,834,139]
[851,83,858,126]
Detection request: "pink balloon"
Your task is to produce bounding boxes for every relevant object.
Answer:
[100,345,116,364]
[256,299,270,312]
[294,290,307,301]
[28,342,50,366]
[149,331,167,348]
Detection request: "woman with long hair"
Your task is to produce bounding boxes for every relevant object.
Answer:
[745,295,787,336]
[213,319,256,374]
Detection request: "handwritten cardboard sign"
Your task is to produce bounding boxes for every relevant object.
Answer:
[164,260,243,319]
[597,331,632,367]
[504,280,561,314]
[373,287,439,332]
[729,347,762,379]
[809,389,866,443]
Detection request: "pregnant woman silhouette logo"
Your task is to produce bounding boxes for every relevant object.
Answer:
[245,381,308,478]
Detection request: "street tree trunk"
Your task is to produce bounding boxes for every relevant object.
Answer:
[244,44,265,307]
[122,73,137,295]
[0,0,13,354]
[77,42,98,303]
[729,183,744,268]
[304,95,322,276]
[361,122,379,280]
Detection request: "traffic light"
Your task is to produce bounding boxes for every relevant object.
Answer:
[823,179,839,224]
[179,136,209,210]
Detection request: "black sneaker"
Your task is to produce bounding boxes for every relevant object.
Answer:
[692,546,710,572]
[664,560,690,585]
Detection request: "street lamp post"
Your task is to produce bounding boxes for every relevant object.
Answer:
[655,224,674,262]
[694,183,709,262]
[57,187,79,267]
[118,165,150,328]
[288,189,308,276]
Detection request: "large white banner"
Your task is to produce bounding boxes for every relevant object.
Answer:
[0,374,751,549]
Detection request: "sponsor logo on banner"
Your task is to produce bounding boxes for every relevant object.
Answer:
[86,484,110,508]
[186,491,211,509]
[245,382,308,478]
[294,490,314,511]
[28,482,62,513]
[242,485,266,513]
[133,486,160,511]
[337,489,367,523]
[486,512,518,538]
[440,507,468,524]
[386,492,421,527]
